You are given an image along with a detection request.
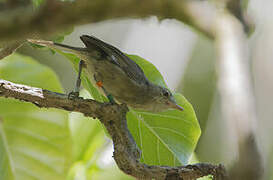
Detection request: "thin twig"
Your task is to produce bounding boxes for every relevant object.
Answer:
[0,40,25,60]
[0,79,228,180]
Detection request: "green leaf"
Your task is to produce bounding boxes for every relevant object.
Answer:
[0,53,72,180]
[126,54,167,88]
[67,89,107,180]
[44,49,201,165]
[67,162,87,180]
[0,122,15,180]
[69,90,105,161]
[127,55,200,165]
[69,111,105,160]
[127,93,200,165]
[90,166,134,180]
[0,54,62,92]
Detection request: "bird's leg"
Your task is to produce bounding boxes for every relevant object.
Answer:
[68,60,84,99]
[94,75,116,104]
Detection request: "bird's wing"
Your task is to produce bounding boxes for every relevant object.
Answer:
[80,35,149,85]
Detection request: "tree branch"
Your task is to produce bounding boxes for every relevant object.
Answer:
[0,0,216,42]
[0,79,228,180]
[214,11,262,180]
[226,0,253,34]
[4,0,31,8]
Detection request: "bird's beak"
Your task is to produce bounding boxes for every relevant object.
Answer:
[169,102,184,111]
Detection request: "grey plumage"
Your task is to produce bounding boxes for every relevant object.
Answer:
[79,35,149,86]
[28,35,184,112]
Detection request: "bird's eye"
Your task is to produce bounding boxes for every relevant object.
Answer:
[163,90,170,97]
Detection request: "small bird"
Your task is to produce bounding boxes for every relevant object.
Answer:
[28,35,184,112]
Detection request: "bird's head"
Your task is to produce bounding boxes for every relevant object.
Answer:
[148,85,184,112]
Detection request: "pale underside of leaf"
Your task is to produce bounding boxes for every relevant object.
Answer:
[0,53,73,180]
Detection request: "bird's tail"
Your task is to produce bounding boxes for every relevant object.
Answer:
[27,39,84,54]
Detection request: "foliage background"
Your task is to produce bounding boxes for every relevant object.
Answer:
[1,0,273,179]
